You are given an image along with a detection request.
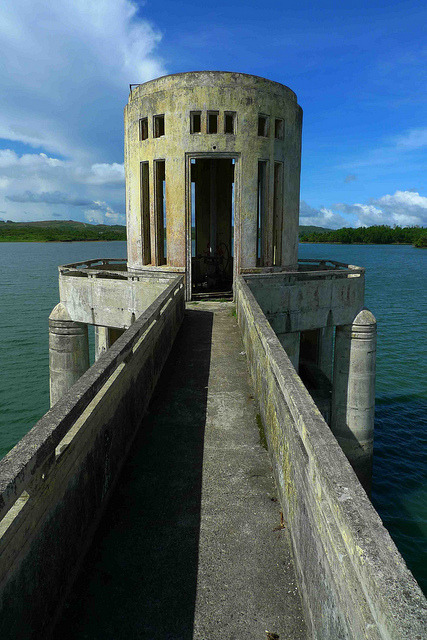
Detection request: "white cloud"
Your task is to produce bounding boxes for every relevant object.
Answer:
[300,201,348,229]
[84,203,125,225]
[334,191,427,227]
[85,163,125,185]
[0,148,126,223]
[301,191,427,229]
[344,126,427,170]
[0,0,162,223]
[0,0,165,161]
[84,210,105,225]
[393,127,427,150]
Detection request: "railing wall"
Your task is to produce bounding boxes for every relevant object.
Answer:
[0,276,185,639]
[235,275,426,640]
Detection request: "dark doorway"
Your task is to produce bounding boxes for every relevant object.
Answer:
[191,158,234,297]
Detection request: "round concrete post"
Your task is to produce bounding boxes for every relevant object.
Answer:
[331,309,376,493]
[49,303,90,407]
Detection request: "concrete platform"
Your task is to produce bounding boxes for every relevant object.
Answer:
[54,302,307,640]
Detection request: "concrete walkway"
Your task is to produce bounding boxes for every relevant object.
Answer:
[54,302,307,640]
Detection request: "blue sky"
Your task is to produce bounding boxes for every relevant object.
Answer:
[0,0,425,228]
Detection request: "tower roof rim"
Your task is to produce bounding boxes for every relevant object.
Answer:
[128,71,298,103]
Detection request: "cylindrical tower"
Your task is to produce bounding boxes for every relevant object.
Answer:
[124,71,303,298]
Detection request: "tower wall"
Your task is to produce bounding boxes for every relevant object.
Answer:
[124,71,303,282]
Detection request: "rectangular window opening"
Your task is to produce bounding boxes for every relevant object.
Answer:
[258,115,269,137]
[275,118,284,140]
[207,111,218,134]
[190,111,201,134]
[140,162,151,265]
[273,162,283,266]
[155,160,166,264]
[153,114,165,138]
[224,111,236,134]
[257,160,268,265]
[139,117,148,140]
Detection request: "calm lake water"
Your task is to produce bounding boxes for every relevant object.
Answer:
[0,241,426,593]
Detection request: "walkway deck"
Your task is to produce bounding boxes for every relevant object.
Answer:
[54,302,307,640]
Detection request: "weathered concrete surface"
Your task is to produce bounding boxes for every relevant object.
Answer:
[236,275,427,640]
[53,302,307,640]
[0,277,184,640]
[59,267,178,328]
[49,303,90,406]
[332,309,377,493]
[244,265,365,334]
[125,71,302,292]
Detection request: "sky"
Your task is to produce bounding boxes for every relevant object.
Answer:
[0,0,425,229]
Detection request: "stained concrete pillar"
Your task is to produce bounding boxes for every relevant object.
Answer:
[94,326,110,361]
[318,325,334,382]
[278,332,300,372]
[49,303,89,407]
[331,309,376,493]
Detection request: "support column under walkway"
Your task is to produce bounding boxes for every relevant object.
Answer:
[54,302,306,640]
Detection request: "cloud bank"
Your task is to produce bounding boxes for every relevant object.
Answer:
[300,191,427,229]
[0,0,163,224]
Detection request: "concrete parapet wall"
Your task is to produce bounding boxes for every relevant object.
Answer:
[0,276,185,639]
[59,262,181,328]
[244,262,365,333]
[235,275,427,640]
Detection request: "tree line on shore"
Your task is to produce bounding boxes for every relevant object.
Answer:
[0,220,126,242]
[299,225,427,247]
[0,220,426,247]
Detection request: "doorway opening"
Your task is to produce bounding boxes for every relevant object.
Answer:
[190,158,235,298]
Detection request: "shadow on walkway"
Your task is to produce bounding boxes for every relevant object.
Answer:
[54,309,213,640]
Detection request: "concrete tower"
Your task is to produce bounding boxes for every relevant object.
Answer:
[124,71,303,298]
[49,71,376,492]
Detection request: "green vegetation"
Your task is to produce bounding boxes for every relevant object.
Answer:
[413,233,427,248]
[299,225,426,246]
[0,220,126,242]
[298,225,330,236]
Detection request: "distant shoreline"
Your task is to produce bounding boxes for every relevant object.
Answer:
[0,238,126,243]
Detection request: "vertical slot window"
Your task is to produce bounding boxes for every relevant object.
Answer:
[155,160,166,264]
[191,159,196,257]
[257,161,268,265]
[224,111,236,134]
[207,111,218,134]
[140,162,151,264]
[190,111,201,133]
[153,114,165,138]
[139,117,148,140]
[258,115,269,137]
[275,118,284,140]
[273,162,283,266]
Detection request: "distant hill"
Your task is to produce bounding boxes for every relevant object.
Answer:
[299,225,330,235]
[0,220,126,242]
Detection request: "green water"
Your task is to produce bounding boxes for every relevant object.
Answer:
[0,241,426,592]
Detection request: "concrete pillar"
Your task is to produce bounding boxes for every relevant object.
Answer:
[94,326,110,361]
[278,331,300,372]
[331,309,376,493]
[318,325,334,382]
[49,303,89,407]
